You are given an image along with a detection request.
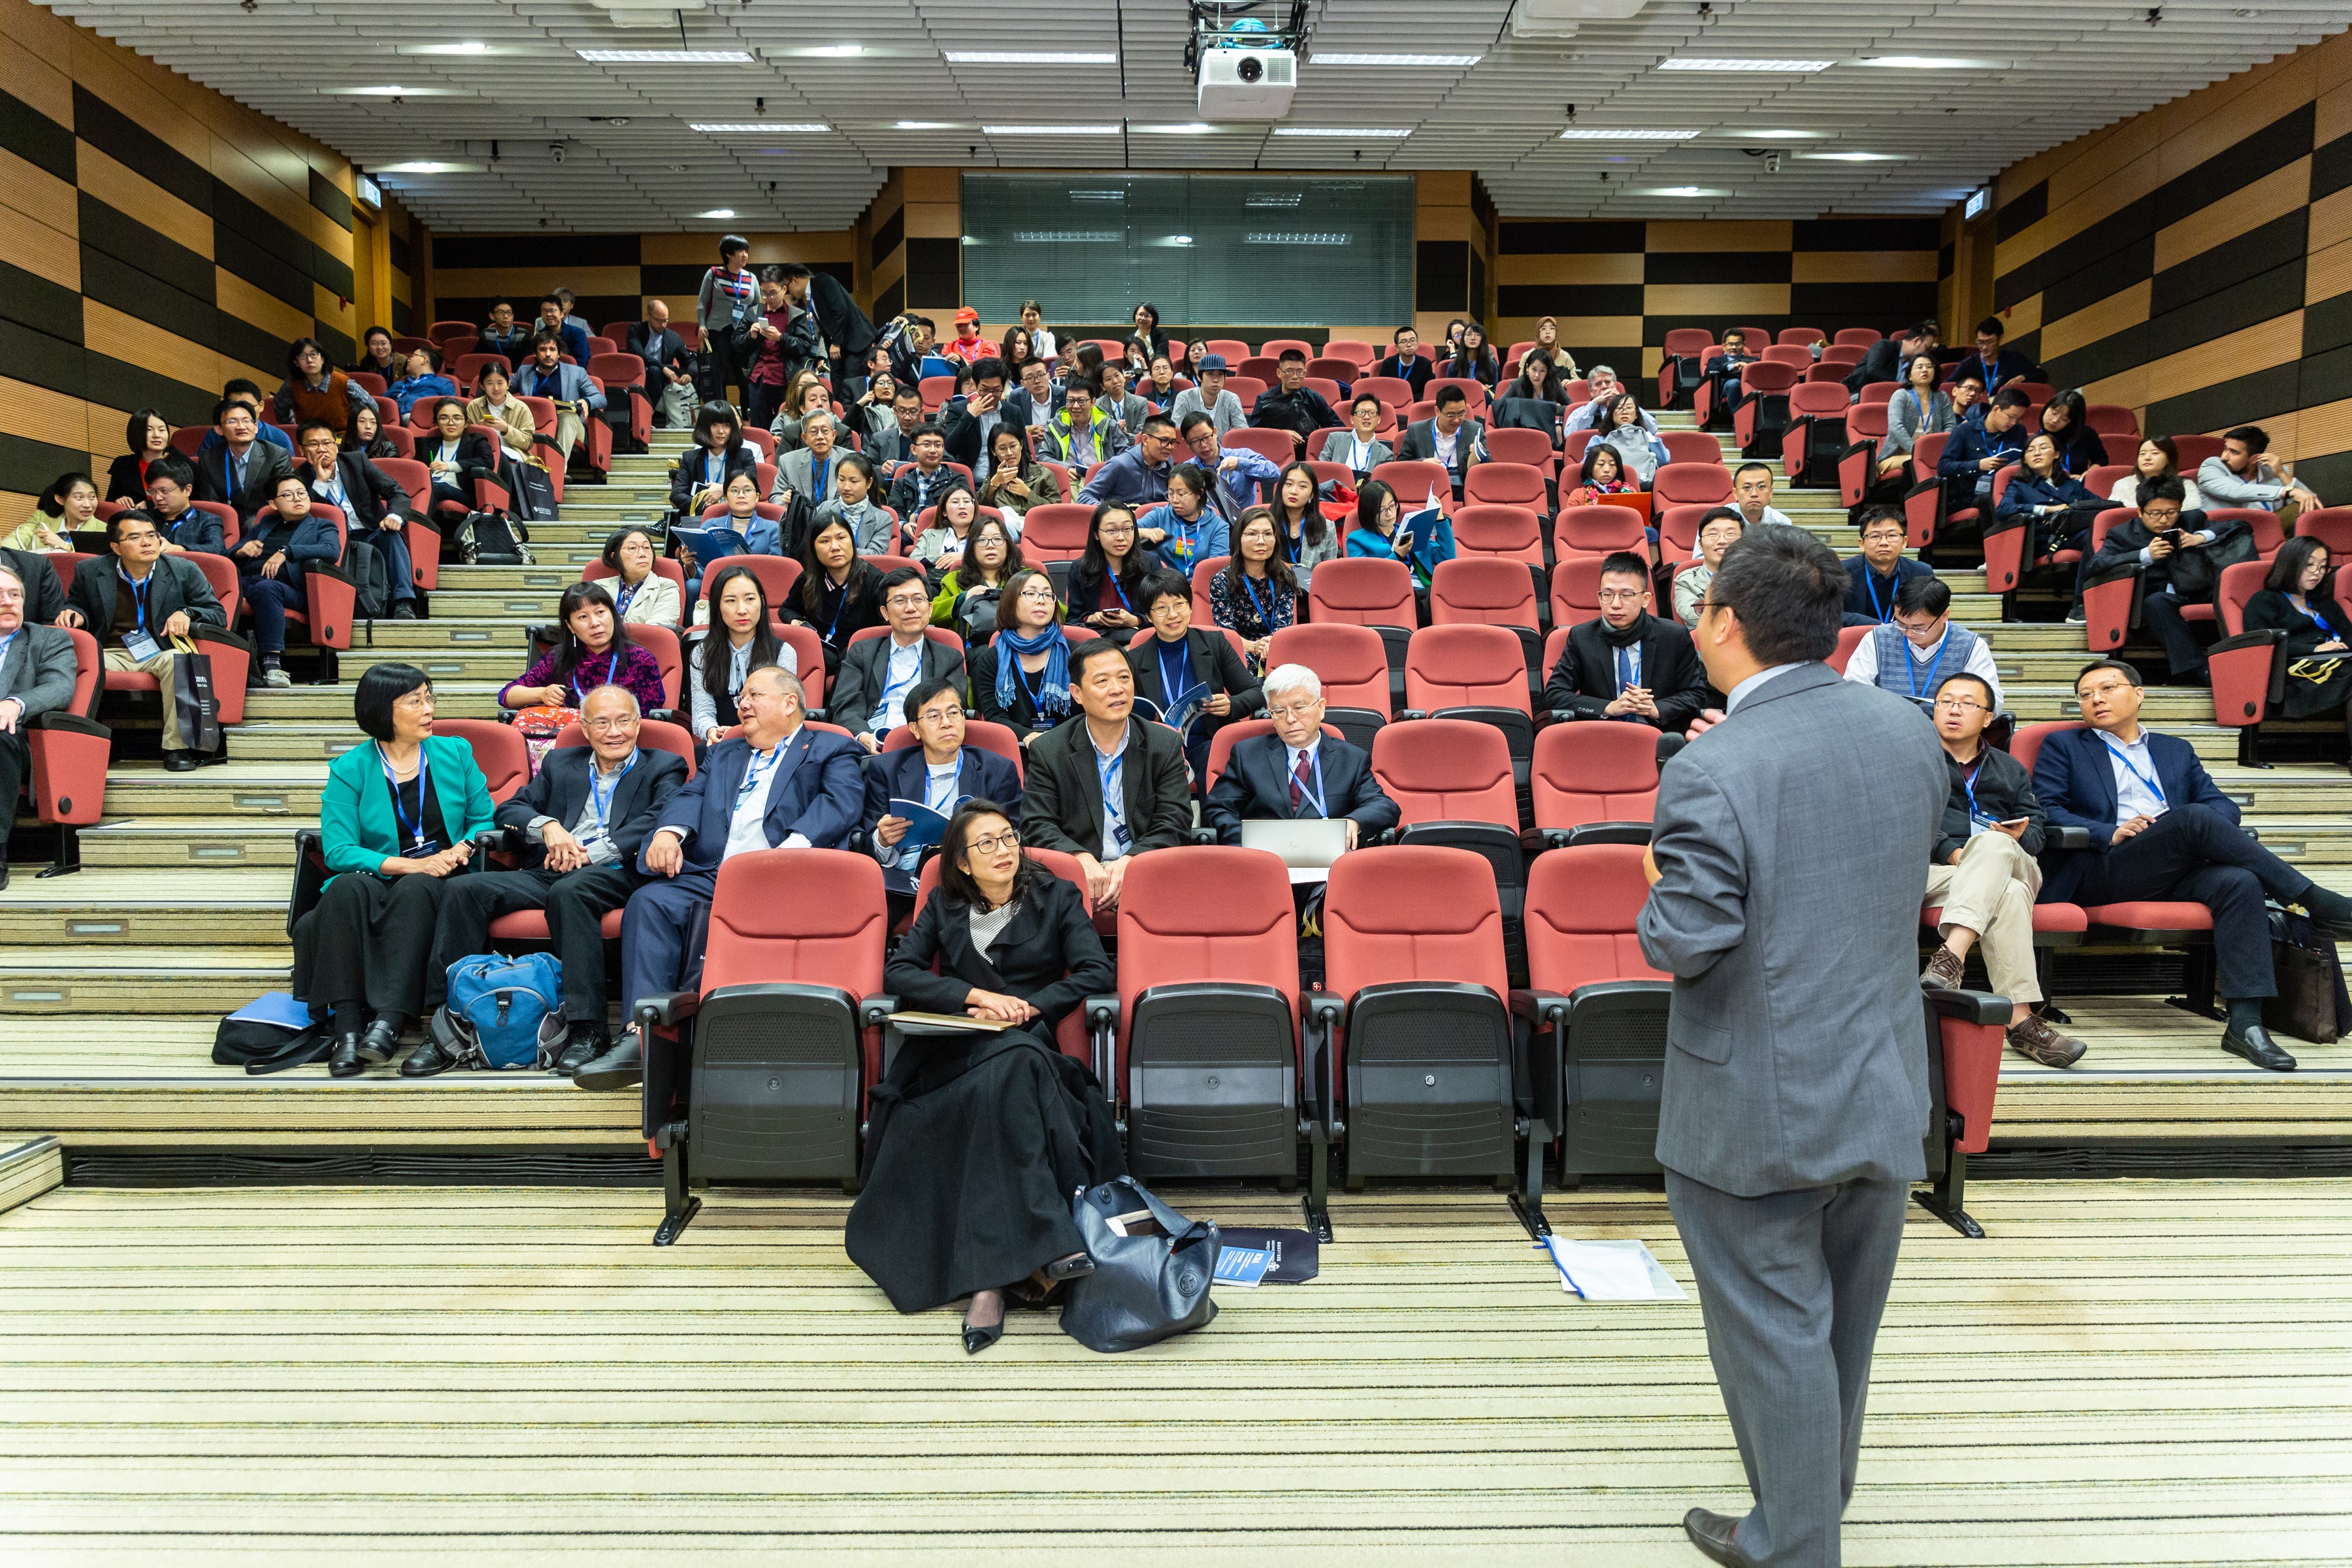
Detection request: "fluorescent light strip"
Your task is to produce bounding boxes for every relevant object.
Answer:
[1313,53,1481,67]
[691,123,830,133]
[1659,57,1831,71]
[804,44,862,57]
[1245,232,1351,244]
[577,50,752,63]
[982,125,1119,135]
[1855,56,2010,69]
[947,51,1115,64]
[894,120,954,129]
[1558,127,1697,140]
[1270,127,1411,138]
[1800,151,1905,161]
[1641,186,1727,197]
[1013,231,1121,242]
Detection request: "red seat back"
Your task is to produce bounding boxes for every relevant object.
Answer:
[1776,327,1824,347]
[1370,460,1453,511]
[2170,434,2225,469]
[1428,377,1488,412]
[1118,846,1300,1049]
[1369,719,1516,827]
[587,352,644,389]
[1304,356,1358,384]
[1554,504,1647,559]
[1826,623,1870,674]
[1529,723,1659,833]
[1462,463,1545,512]
[1201,338,1250,365]
[1323,340,1376,368]
[1859,382,1899,406]
[1761,345,1811,367]
[1307,557,1415,629]
[1322,845,1508,1002]
[1740,361,1801,396]
[1223,429,1294,466]
[1019,503,1093,561]
[1482,427,1555,469]
[1524,843,1669,991]
[701,848,887,998]
[2085,403,2138,435]
[1451,504,1544,566]
[1352,376,1413,408]
[1266,623,1391,717]
[2010,720,2085,777]
[433,717,531,804]
[1428,558,1539,629]
[1238,356,1282,384]
[2295,507,2352,556]
[1661,328,1712,357]
[1659,431,1722,466]
[700,555,804,619]
[2214,559,2272,636]
[1834,327,1882,348]
[1652,463,1732,508]
[1789,382,1848,419]
[1258,338,1313,361]
[1405,625,1529,714]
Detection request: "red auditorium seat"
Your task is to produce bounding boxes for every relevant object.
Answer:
[1857,381,1899,406]
[1371,459,1454,513]
[1222,429,1295,467]
[1403,625,1536,791]
[433,718,532,804]
[452,352,510,389]
[2078,507,2277,657]
[1258,338,1314,361]
[1199,716,1342,794]
[1450,504,1546,604]
[1428,378,1488,414]
[21,627,111,875]
[1826,623,1871,674]
[696,555,803,625]
[1482,427,1556,476]
[1841,402,1889,508]
[588,353,652,455]
[881,717,1024,779]
[1462,462,1548,516]
[481,719,699,947]
[636,848,892,1241]
[1114,846,1305,1186]
[2085,403,2139,436]
[1238,355,1282,384]
[1659,431,1722,468]
[1368,717,1527,977]
[371,457,441,591]
[740,427,777,465]
[1323,339,1377,368]
[1659,328,1714,408]
[1777,327,1825,347]
[1781,382,1850,489]
[2170,434,2225,470]
[1835,327,1883,348]
[1732,361,1800,459]
[1201,338,1250,365]
[1016,503,1092,564]
[1528,723,1659,849]
[1307,557,1418,706]
[2295,506,2352,556]
[1653,463,1733,512]
[1554,503,1647,564]
[1429,557,1544,679]
[1266,623,1390,751]
[1908,432,1957,548]
[583,556,691,631]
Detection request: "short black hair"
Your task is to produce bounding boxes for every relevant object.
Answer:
[488,296,515,314]
[1597,551,1650,587]
[1734,461,1772,485]
[1893,574,1952,617]
[1179,411,1215,439]
[902,674,962,727]
[1167,461,1211,503]
[878,564,927,602]
[2224,424,2268,451]
[223,378,263,401]
[969,356,1006,385]
[1434,385,1469,409]
[1277,348,1307,365]
[1991,387,2032,411]
[2075,658,2142,690]
[1935,670,1996,708]
[1141,413,1177,439]
[1070,637,1131,683]
[1352,393,1382,415]
[720,234,750,259]
[1138,568,1192,613]
[1856,503,1906,534]
[284,336,328,378]
[912,421,945,445]
[891,384,923,403]
[1975,316,2004,338]
[774,261,812,281]
[1707,524,1843,664]
[532,328,562,350]
[2138,476,2187,511]
[353,662,431,742]
[295,419,338,446]
[144,454,195,493]
[1950,370,1986,390]
[1697,505,1746,536]
[125,408,169,452]
[212,398,255,427]
[539,293,563,312]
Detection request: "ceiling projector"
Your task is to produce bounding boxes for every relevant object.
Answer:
[1198,45,1297,118]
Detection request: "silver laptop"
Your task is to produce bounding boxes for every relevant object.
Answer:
[1241,817,1352,870]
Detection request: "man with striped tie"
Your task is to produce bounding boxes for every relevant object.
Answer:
[1203,664,1397,847]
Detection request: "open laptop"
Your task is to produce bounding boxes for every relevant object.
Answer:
[1240,817,1350,870]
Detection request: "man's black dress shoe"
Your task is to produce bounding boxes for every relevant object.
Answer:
[2221,1023,2296,1071]
[555,1023,607,1077]
[399,1036,457,1077]
[358,1018,402,1064]
[328,1032,366,1077]
[391,601,419,619]
[161,750,199,772]
[572,1030,643,1090]
[1682,1507,1757,1567]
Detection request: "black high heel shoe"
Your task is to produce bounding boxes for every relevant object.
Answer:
[961,1319,1004,1354]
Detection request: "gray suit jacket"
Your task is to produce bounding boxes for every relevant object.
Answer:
[1,623,78,721]
[1637,661,1946,1194]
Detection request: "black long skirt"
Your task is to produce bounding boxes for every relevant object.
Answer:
[290,871,449,1018]
[844,1028,1125,1314]
[2279,654,2352,719]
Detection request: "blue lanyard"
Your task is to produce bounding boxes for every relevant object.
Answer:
[1168,512,1200,564]
[586,751,635,836]
[613,580,638,615]
[2100,737,2168,808]
[1239,571,1276,629]
[821,577,851,642]
[378,743,431,849]
[1157,637,1201,710]
[1291,747,1328,818]
[1010,653,1049,718]
[572,650,621,698]
[1097,741,1125,806]
[1961,757,1990,824]
[1107,570,1133,612]
[1864,566,1896,625]
[119,568,152,632]
[2292,596,2335,637]
[926,755,961,813]
[734,740,784,807]
[1904,633,1949,700]
[811,459,828,505]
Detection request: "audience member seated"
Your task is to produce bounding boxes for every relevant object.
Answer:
[66,511,225,770]
[940,356,1026,476]
[1266,463,1341,587]
[385,346,457,421]
[627,299,697,430]
[1563,443,1638,510]
[885,422,974,519]
[1503,348,1571,407]
[579,664,864,1091]
[195,399,295,532]
[770,410,847,535]
[1544,551,1710,746]
[1129,568,1261,784]
[847,797,1119,1352]
[808,453,893,556]
[106,409,175,504]
[1676,507,1746,629]
[941,306,989,367]
[1369,328,1435,399]
[534,292,592,365]
[1019,638,1192,912]
[2038,390,2107,477]
[1437,322,1500,386]
[999,357,1053,430]
[1592,391,1669,487]
[1065,504,1149,644]
[698,472,781,562]
[1211,508,1298,671]
[2109,435,2201,512]
[1842,575,2002,714]
[1203,662,1397,847]
[929,515,1021,643]
[512,331,606,470]
[1918,670,2085,1066]
[969,568,1077,743]
[413,682,690,1078]
[465,362,538,458]
[911,487,984,576]
[1135,461,1226,574]
[1844,321,1936,397]
[1179,413,1281,521]
[672,403,756,519]
[1171,352,1247,438]
[1079,410,1179,508]
[1952,316,2037,393]
[599,528,681,627]
[1563,365,1659,436]
[1938,387,2033,515]
[2034,659,2352,1071]
[7,471,87,553]
[196,382,295,462]
[2085,479,2246,683]
[474,297,533,363]
[418,398,500,519]
[0,562,81,886]
[1947,370,1987,427]
[345,402,398,462]
[2199,423,2324,527]
[1397,385,1490,500]
[293,664,495,1077]
[274,337,378,435]
[1345,480,1442,600]
[351,325,403,384]
[1877,350,1955,491]
[765,372,833,453]
[862,676,1024,915]
[1996,431,2104,566]
[1249,350,1343,455]
[1705,327,1761,404]
[1137,352,1181,412]
[123,455,222,557]
[1527,316,1578,378]
[1313,395,1396,482]
[794,515,887,674]
[978,427,1064,526]
[295,421,419,619]
[1729,461,1793,532]
[1036,375,1122,470]
[238,475,342,687]
[2245,537,2352,748]
[836,567,968,752]
[501,581,666,720]
[1844,504,1937,626]
[688,563,794,747]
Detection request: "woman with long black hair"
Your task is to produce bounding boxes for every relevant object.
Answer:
[1267,461,1337,587]
[690,563,793,745]
[499,581,666,716]
[794,514,886,674]
[1211,506,1299,670]
[2246,536,2352,739]
[1064,502,1149,643]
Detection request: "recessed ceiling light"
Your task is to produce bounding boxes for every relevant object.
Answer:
[1641,186,1728,197]
[947,51,1117,65]
[1313,54,1482,67]
[1558,127,1698,140]
[1137,122,1219,134]
[1271,127,1412,138]
[577,49,753,64]
[1725,128,1829,140]
[327,85,463,96]
[698,208,736,219]
[893,120,954,129]
[982,125,1120,135]
[376,161,482,174]
[804,44,863,57]
[690,122,830,133]
[1659,57,1831,71]
[1855,56,2010,69]
[1168,235,1194,245]
[1799,151,1906,161]
[415,41,486,54]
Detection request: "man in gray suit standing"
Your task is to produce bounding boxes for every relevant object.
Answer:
[1639,525,1947,1567]
[0,563,84,889]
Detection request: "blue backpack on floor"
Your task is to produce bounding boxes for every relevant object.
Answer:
[438,953,566,1070]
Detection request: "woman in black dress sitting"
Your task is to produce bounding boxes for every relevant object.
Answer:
[2246,536,2352,745]
[847,800,1120,1352]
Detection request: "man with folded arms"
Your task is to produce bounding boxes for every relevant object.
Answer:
[1918,670,2085,1067]
[1203,664,1397,846]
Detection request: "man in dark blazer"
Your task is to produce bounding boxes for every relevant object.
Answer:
[581,664,864,1090]
[862,676,1023,908]
[938,357,1030,474]
[1394,385,1487,499]
[64,510,227,770]
[1203,663,1397,847]
[193,398,295,529]
[294,420,421,616]
[1127,571,1262,788]
[1637,525,1948,1568]
[626,299,698,429]
[1020,640,1193,914]
[1842,321,1936,397]
[0,561,84,884]
[832,568,968,749]
[1543,551,1711,747]
[415,683,689,1077]
[121,456,227,559]
[2033,660,2352,1072]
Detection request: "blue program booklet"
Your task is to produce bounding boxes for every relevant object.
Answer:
[668,525,751,565]
[886,798,954,852]
[226,991,323,1030]
[1213,1246,1274,1288]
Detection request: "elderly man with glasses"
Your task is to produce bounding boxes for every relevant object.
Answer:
[1203,664,1397,847]
[1916,670,2085,1068]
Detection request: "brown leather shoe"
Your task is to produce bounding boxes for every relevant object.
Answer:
[1682,1507,1757,1567]
[1918,943,1966,992]
[2006,1012,2087,1068]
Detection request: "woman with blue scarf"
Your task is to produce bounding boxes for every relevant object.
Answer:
[967,568,1074,745]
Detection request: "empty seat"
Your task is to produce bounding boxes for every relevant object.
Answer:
[1840,402,1889,508]
[1351,376,1414,409]
[21,627,111,874]
[1371,459,1454,511]
[1732,361,1801,458]
[1222,428,1296,467]
[433,718,533,804]
[1659,329,1714,409]
[1404,625,1536,798]
[1369,717,1527,979]
[1652,463,1733,510]
[1528,723,1659,849]
[1780,382,1850,489]
[1307,557,1418,706]
[1554,503,1648,563]
[1017,503,1092,562]
[1266,622,1390,751]
[1659,430,1723,467]
[1482,427,1556,474]
[2295,506,2352,557]
[1451,503,1546,604]
[1463,462,1548,515]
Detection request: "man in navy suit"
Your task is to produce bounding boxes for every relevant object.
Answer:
[2034,660,2352,1072]
[862,676,1023,916]
[578,664,865,1090]
[1203,664,1398,847]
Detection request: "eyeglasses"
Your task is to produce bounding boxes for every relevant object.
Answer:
[1017,587,1058,602]
[581,715,638,732]
[1932,697,1987,713]
[885,594,930,611]
[1100,524,1135,538]
[115,531,160,545]
[1861,530,1906,544]
[395,690,435,709]
[1266,702,1322,721]
[1595,589,1645,604]
[964,830,1021,855]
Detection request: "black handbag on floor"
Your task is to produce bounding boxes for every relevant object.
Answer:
[1058,1176,1220,1353]
[2264,908,2348,1043]
[455,509,534,566]
[169,633,222,755]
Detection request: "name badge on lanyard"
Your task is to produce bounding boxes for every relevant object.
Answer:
[1099,747,1130,851]
[380,744,438,857]
[120,572,161,661]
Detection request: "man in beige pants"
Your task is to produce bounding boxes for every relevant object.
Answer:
[59,510,227,772]
[1917,670,2088,1066]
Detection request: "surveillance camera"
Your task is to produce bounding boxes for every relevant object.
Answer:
[238,0,256,12]
[390,95,404,108]
[549,142,565,163]
[1765,151,1782,172]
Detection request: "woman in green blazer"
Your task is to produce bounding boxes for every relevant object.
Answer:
[291,662,497,1077]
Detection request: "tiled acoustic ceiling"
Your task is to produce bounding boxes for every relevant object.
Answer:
[35,0,2350,233]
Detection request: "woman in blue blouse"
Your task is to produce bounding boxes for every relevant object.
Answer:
[291,663,497,1078]
[1995,431,2102,561]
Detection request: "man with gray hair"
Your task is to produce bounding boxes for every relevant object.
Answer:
[414,683,689,1077]
[0,563,82,888]
[1202,662,1397,847]
[1563,365,1661,436]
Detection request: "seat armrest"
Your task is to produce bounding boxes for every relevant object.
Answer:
[858,994,897,1030]
[1509,987,1568,1027]
[1925,987,2009,1027]
[474,826,522,855]
[634,990,701,1028]
[1083,993,1121,1103]
[2049,826,2092,851]
[1187,826,1220,845]
[1546,709,1578,727]
[2206,628,2285,657]
[1399,708,1428,721]
[1567,822,1653,848]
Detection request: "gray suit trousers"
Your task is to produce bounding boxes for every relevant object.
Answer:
[1665,1168,1909,1568]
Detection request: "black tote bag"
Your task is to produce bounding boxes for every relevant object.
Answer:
[169,633,221,756]
[1058,1176,1220,1353]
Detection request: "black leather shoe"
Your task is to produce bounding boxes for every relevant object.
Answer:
[1682,1507,1757,1567]
[328,1032,366,1077]
[358,1018,402,1065]
[391,601,419,619]
[161,750,199,772]
[2221,1023,2296,1071]
[962,1320,1004,1354]
[555,1022,608,1077]
[572,1030,643,1091]
[399,1036,457,1077]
